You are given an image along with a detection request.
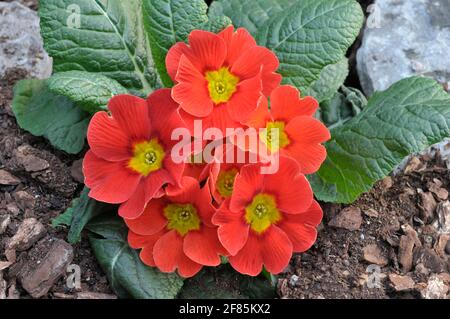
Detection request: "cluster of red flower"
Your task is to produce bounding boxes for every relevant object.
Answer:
[83,26,330,277]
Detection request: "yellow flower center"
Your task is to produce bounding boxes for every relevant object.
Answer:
[216,168,239,198]
[245,193,281,234]
[128,138,165,176]
[164,203,201,236]
[260,121,290,152]
[205,67,239,104]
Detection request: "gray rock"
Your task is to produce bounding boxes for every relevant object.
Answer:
[0,214,11,235]
[357,0,450,96]
[0,1,52,79]
[19,240,74,298]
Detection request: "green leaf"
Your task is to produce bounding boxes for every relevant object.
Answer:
[54,188,113,244]
[178,264,276,299]
[209,0,295,36]
[46,71,128,113]
[12,79,89,154]
[311,77,450,203]
[142,0,230,86]
[256,0,363,94]
[87,216,184,299]
[318,85,367,129]
[304,58,349,103]
[39,0,161,95]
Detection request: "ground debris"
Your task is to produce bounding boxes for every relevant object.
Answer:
[388,274,415,291]
[363,244,388,266]
[0,169,20,185]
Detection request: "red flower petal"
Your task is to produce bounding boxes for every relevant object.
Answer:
[245,96,272,129]
[83,151,140,204]
[153,230,202,278]
[212,203,249,256]
[188,30,227,73]
[228,231,263,276]
[153,230,183,273]
[147,88,187,145]
[261,68,282,97]
[165,42,190,81]
[118,180,147,219]
[229,163,263,212]
[108,94,151,141]
[270,85,319,120]
[87,111,131,161]
[124,198,168,234]
[219,26,257,67]
[284,116,330,174]
[260,226,293,274]
[278,201,323,253]
[172,55,213,117]
[179,106,243,138]
[128,230,153,249]
[184,226,226,266]
[262,156,313,214]
[226,74,262,123]
[231,46,278,82]
[177,253,203,278]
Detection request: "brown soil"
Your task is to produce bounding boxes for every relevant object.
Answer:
[1,0,448,299]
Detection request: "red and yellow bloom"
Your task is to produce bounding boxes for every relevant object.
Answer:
[245,85,331,174]
[212,156,322,276]
[126,177,227,278]
[166,26,281,133]
[83,89,187,219]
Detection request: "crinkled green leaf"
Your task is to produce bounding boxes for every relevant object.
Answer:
[311,77,450,203]
[178,264,276,299]
[46,71,128,113]
[200,14,232,34]
[304,58,349,103]
[12,79,89,154]
[87,216,184,299]
[39,0,161,95]
[318,85,367,129]
[209,0,295,36]
[256,0,363,94]
[142,0,230,86]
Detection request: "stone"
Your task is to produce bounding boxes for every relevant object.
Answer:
[0,170,20,186]
[0,215,11,235]
[436,200,450,233]
[388,274,415,292]
[363,244,388,266]
[364,208,379,218]
[0,261,13,271]
[380,176,393,190]
[328,207,362,231]
[414,247,447,273]
[357,0,450,96]
[398,226,420,273]
[428,181,449,201]
[446,239,450,255]
[434,234,450,257]
[420,275,449,299]
[13,190,36,211]
[7,218,46,251]
[14,145,50,172]
[0,1,52,79]
[6,203,20,216]
[419,192,437,223]
[19,240,74,298]
[403,157,425,174]
[0,272,6,300]
[70,159,84,183]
